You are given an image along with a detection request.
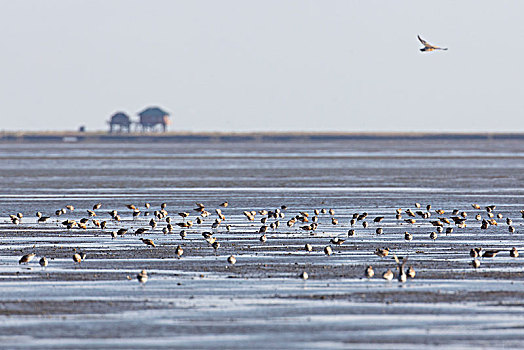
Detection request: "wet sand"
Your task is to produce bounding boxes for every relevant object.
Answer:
[0,139,523,349]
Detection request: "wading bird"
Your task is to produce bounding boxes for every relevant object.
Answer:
[19,253,35,264]
[137,270,148,284]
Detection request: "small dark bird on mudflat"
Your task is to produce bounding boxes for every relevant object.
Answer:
[365,265,374,278]
[393,255,408,283]
[375,248,390,258]
[382,269,394,281]
[140,238,156,247]
[72,253,82,264]
[175,245,184,258]
[330,237,345,245]
[482,250,501,258]
[137,270,148,284]
[471,259,481,268]
[470,247,482,258]
[19,253,35,264]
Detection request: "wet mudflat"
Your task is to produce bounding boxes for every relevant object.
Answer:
[0,139,524,349]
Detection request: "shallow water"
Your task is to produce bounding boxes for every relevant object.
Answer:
[0,139,523,349]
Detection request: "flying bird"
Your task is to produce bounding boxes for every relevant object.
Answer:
[418,35,447,52]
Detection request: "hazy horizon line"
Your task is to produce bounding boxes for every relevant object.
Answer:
[3,130,524,135]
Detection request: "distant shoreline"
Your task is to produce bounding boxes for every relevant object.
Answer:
[1,131,524,143]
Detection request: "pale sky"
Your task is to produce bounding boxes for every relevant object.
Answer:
[1,1,523,132]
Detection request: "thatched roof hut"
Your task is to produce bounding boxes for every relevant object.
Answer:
[138,107,171,132]
[108,112,131,133]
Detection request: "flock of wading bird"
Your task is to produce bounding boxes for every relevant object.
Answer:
[10,201,524,285]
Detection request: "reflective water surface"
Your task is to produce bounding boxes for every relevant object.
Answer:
[0,139,523,349]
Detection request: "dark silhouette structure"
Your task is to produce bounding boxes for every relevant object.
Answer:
[108,112,132,133]
[137,107,170,132]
